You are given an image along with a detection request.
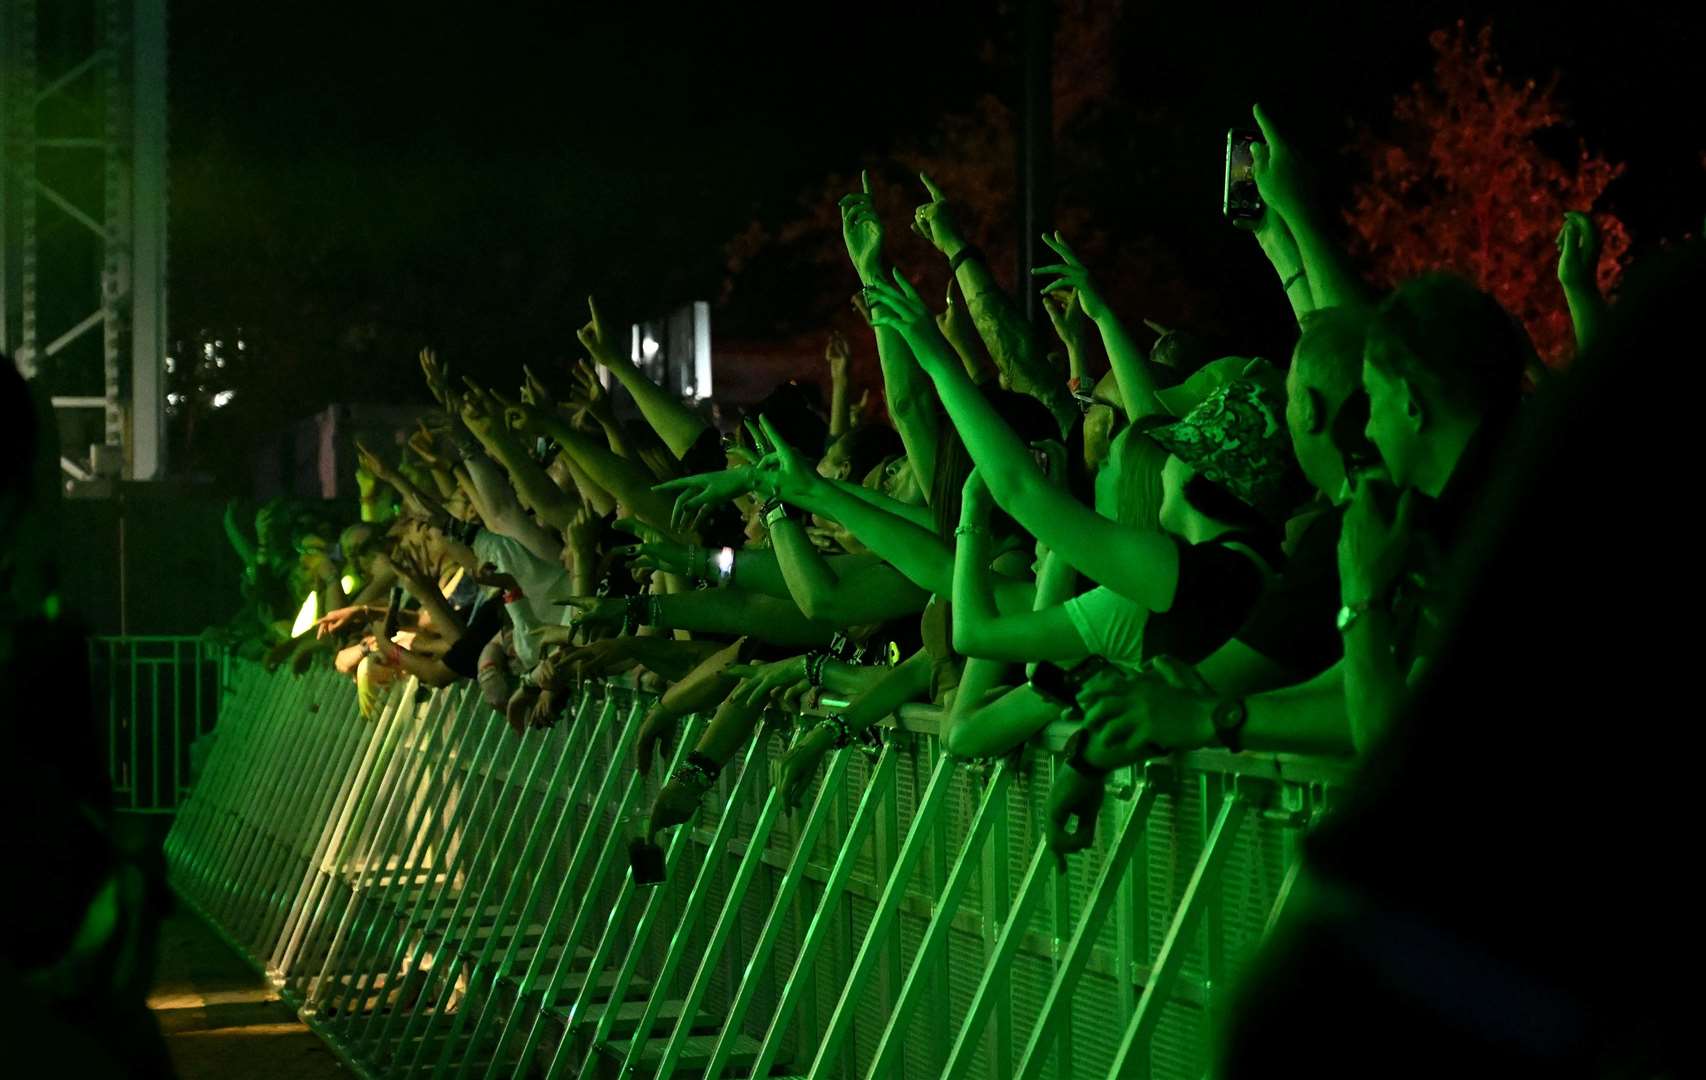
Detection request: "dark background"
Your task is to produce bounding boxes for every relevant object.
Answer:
[165,0,1706,489]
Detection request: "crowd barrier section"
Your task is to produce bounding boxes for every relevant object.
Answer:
[93,634,229,812]
[166,661,1348,1079]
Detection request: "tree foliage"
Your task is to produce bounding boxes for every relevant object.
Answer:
[1346,21,1630,366]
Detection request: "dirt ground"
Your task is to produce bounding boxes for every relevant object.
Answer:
[147,905,348,1079]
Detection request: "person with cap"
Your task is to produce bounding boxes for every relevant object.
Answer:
[1046,276,1529,857]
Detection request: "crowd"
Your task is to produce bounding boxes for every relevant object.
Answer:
[209,100,1704,1072]
[228,103,1615,862]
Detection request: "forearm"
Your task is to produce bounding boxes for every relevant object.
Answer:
[462,449,556,555]
[654,589,835,648]
[1564,284,1607,355]
[792,481,954,595]
[561,451,617,516]
[842,648,932,732]
[951,523,1001,650]
[872,326,942,490]
[601,358,710,458]
[588,408,635,460]
[481,434,579,537]
[1341,612,1403,754]
[830,377,849,438]
[1256,216,1316,323]
[828,476,934,530]
[1287,202,1369,309]
[1092,308,1162,423]
[773,523,929,624]
[955,259,1074,429]
[538,414,677,534]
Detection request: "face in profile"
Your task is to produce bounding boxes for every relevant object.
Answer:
[817,438,854,482]
[876,455,922,506]
[1361,344,1418,490]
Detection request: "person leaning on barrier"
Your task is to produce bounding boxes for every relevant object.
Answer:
[1046,275,1532,858]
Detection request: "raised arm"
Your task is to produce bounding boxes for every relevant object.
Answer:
[865,273,1181,612]
[577,296,710,458]
[915,173,1076,430]
[1557,211,1608,356]
[841,173,941,488]
[1250,104,1371,310]
[1032,232,1162,423]
[1251,202,1317,323]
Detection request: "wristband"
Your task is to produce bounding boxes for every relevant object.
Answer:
[954,523,991,538]
[671,751,721,791]
[948,245,985,276]
[502,588,524,605]
[805,651,829,689]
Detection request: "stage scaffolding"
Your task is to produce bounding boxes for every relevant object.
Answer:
[2,0,168,487]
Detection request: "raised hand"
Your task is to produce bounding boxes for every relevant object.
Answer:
[488,387,543,434]
[576,296,626,369]
[838,169,885,281]
[913,172,967,258]
[1041,287,1091,359]
[1031,231,1109,321]
[1249,103,1310,220]
[654,467,759,531]
[419,347,453,405]
[861,269,934,337]
[354,439,397,484]
[1557,211,1601,290]
[458,378,499,439]
[825,331,851,384]
[520,364,558,411]
[565,357,615,426]
[756,414,819,501]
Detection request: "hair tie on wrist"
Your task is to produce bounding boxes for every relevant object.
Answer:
[502,588,524,605]
[1283,269,1307,292]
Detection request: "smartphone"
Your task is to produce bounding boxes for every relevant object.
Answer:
[1029,655,1113,707]
[1223,129,1263,228]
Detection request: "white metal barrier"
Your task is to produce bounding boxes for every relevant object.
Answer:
[166,662,1346,1078]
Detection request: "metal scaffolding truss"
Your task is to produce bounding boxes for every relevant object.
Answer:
[1,0,168,483]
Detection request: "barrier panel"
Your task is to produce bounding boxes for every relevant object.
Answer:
[167,662,1347,1078]
[92,634,229,812]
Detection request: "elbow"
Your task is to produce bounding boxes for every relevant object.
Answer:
[795,590,846,626]
[951,620,986,659]
[941,713,975,759]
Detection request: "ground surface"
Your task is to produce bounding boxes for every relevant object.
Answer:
[147,904,348,1079]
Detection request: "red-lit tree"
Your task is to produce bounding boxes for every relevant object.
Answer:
[1346,21,1630,366]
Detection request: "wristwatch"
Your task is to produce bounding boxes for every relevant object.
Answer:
[1211,697,1249,753]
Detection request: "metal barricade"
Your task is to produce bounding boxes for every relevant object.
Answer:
[166,663,1348,1078]
[92,635,230,812]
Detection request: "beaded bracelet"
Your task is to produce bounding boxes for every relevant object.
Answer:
[805,651,829,688]
[671,751,721,791]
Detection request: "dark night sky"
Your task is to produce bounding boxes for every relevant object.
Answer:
[165,0,1705,484]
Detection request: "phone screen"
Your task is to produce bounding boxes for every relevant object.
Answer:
[1228,138,1254,184]
[1224,129,1263,224]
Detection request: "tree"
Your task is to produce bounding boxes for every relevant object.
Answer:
[1345,21,1630,366]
